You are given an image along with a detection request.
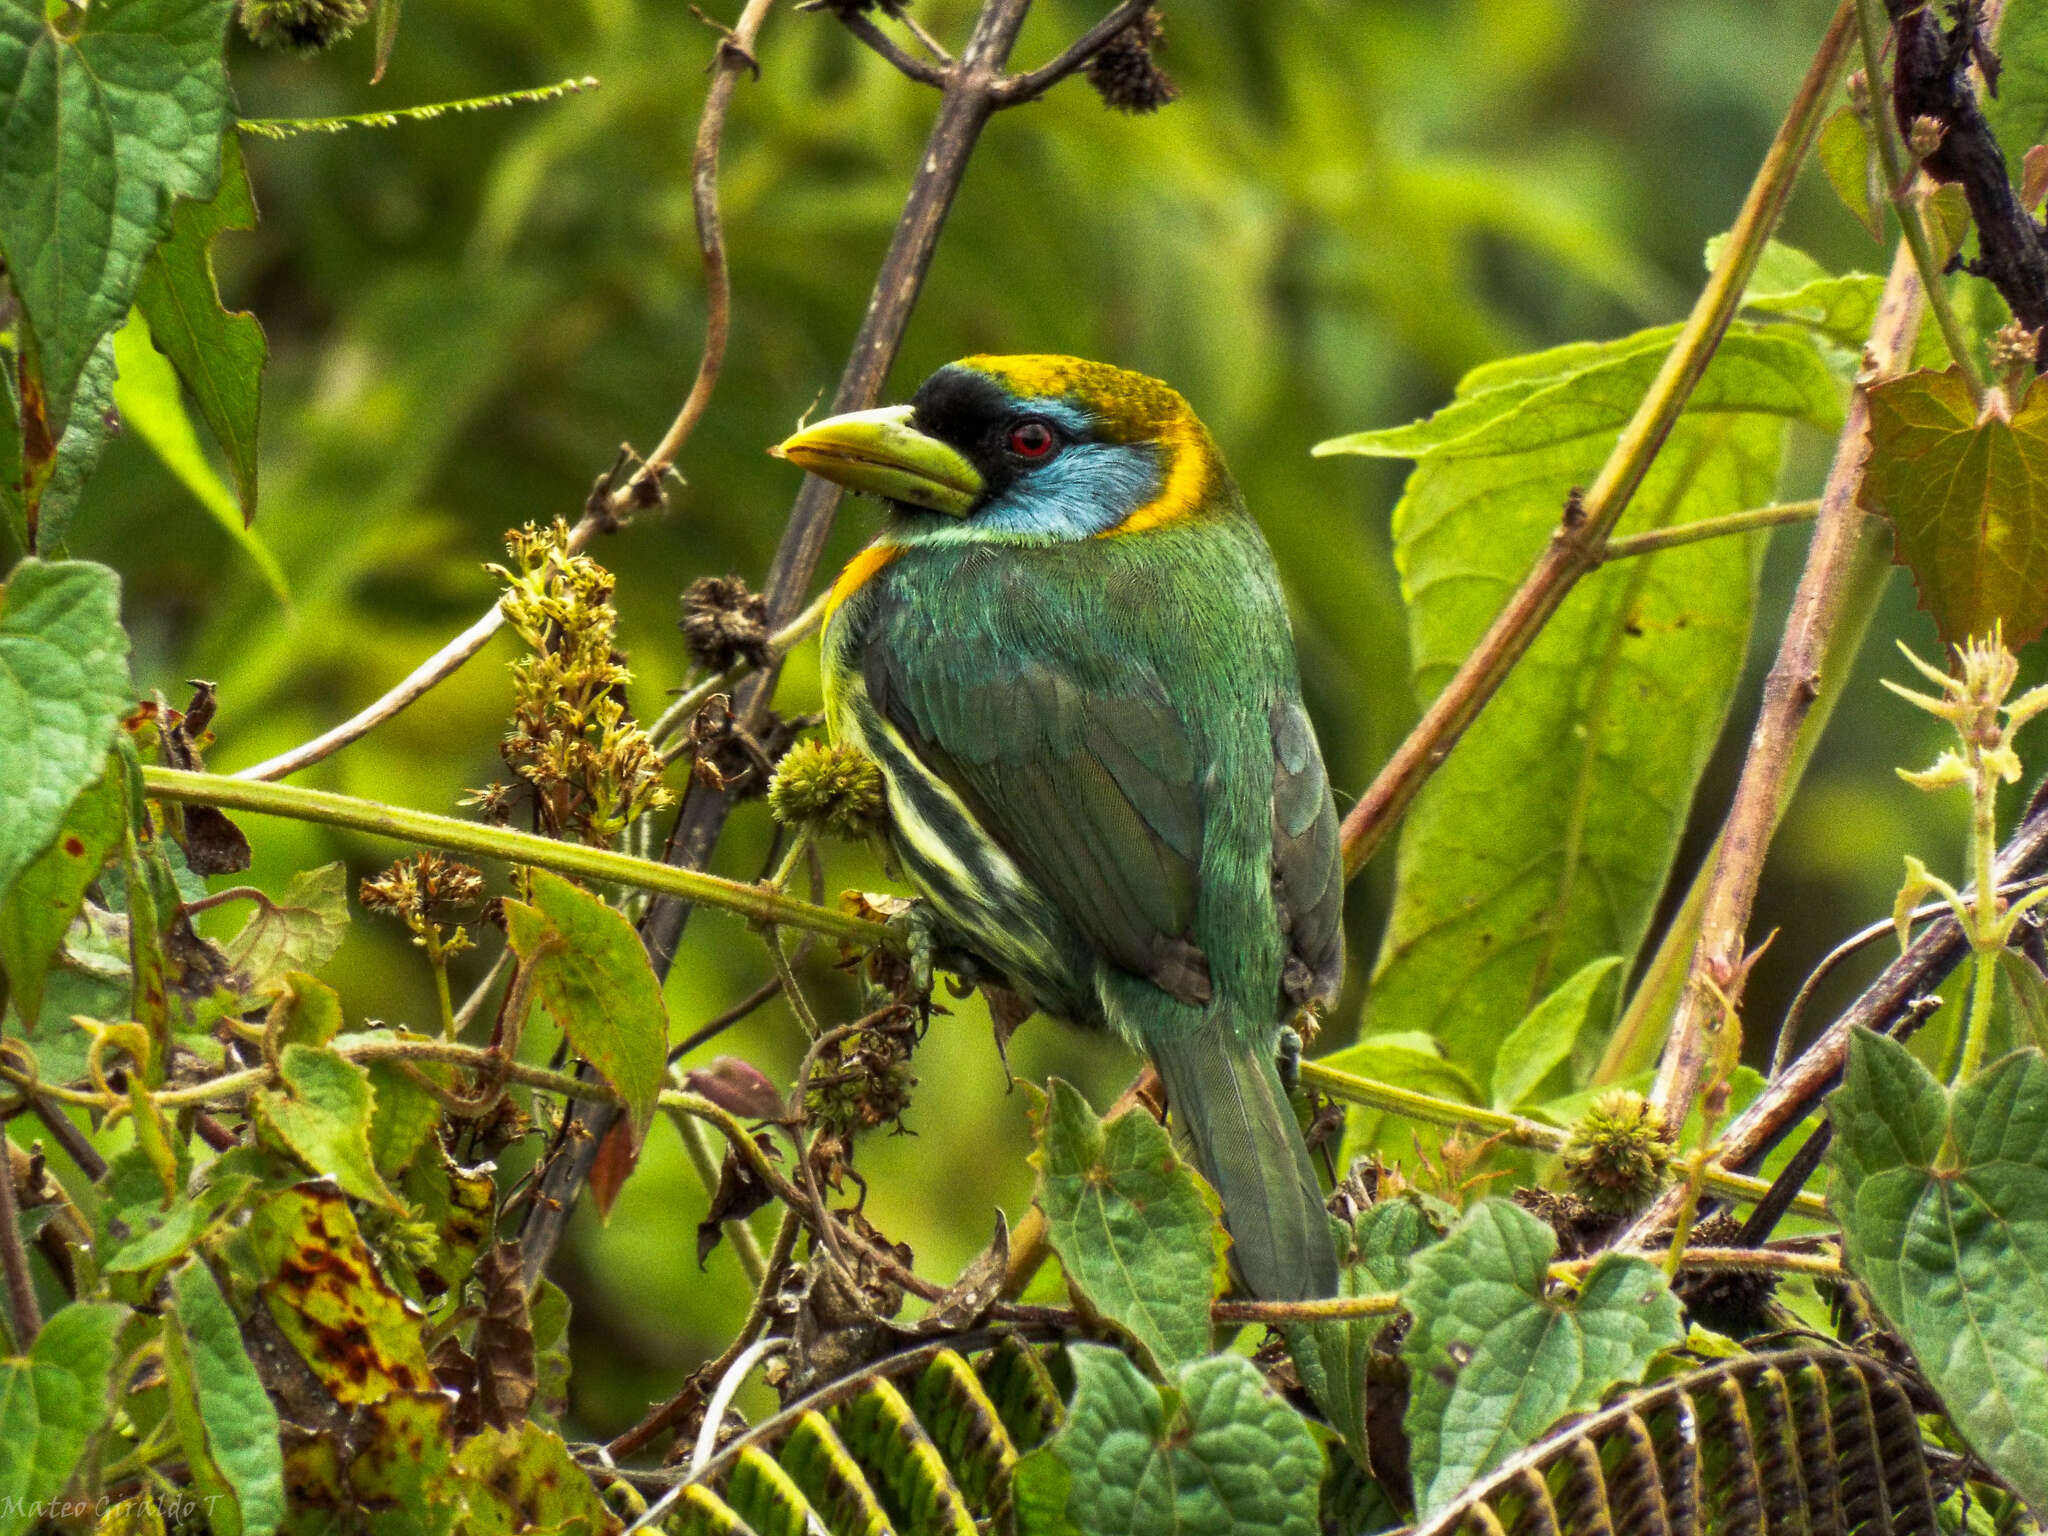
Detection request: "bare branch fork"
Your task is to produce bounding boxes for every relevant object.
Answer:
[517,0,1174,1285]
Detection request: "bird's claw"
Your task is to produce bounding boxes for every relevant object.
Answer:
[1275,1025,1304,1096]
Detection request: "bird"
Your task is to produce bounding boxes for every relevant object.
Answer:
[772,355,1344,1301]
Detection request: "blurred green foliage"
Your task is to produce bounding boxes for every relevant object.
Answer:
[13,0,2001,1436]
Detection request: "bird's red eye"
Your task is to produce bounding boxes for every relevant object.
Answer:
[1008,420,1056,459]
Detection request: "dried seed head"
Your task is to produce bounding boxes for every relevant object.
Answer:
[1086,10,1178,114]
[680,575,772,671]
[1908,114,1947,162]
[238,0,369,52]
[1561,1090,1672,1215]
[768,739,888,841]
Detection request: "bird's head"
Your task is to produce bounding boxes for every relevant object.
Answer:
[771,356,1227,542]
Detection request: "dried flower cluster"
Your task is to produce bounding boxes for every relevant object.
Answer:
[806,1007,920,1138]
[473,520,674,845]
[1087,9,1178,115]
[360,852,487,956]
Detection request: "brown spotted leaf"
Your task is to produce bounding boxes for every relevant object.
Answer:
[1862,368,2048,647]
[452,1422,619,1535]
[248,1184,433,1405]
[474,1242,537,1430]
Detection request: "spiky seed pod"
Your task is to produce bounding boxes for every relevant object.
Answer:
[238,0,370,53]
[680,575,772,671]
[768,739,888,841]
[1560,1090,1672,1214]
[1086,10,1178,114]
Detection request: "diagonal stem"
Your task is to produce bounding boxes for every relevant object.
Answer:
[1335,0,1857,880]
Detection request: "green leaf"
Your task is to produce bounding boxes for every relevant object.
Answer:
[133,131,265,525]
[1286,1198,1444,1470]
[2000,951,2048,1053]
[1861,368,2048,648]
[1829,1031,2048,1513]
[363,1036,447,1181]
[0,1300,126,1536]
[1028,1079,1221,1375]
[501,869,668,1151]
[1400,1198,1683,1515]
[0,752,121,1025]
[251,1044,405,1211]
[1317,322,1835,1079]
[266,972,343,1052]
[0,0,236,449]
[1818,105,1884,241]
[164,1260,285,1536]
[219,863,350,997]
[1490,955,1620,1111]
[248,1184,434,1405]
[111,311,287,604]
[1019,1346,1323,1536]
[0,560,132,905]
[1988,0,2048,183]
[3,333,117,552]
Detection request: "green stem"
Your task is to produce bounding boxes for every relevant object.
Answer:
[1299,1059,1832,1220]
[1596,500,1818,564]
[1957,751,2004,1080]
[140,766,901,953]
[1855,0,1989,402]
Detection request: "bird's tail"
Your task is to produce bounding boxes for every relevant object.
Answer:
[1146,1019,1340,1302]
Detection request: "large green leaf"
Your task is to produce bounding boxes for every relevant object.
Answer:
[0,750,121,1025]
[1028,1079,1221,1375]
[218,863,349,997]
[0,1301,126,1536]
[134,130,265,525]
[1829,1031,2048,1515]
[1400,1198,1683,1516]
[1986,0,2048,184]
[0,0,236,454]
[1015,1346,1323,1536]
[1317,321,1837,1076]
[502,869,668,1151]
[1490,955,1620,1112]
[164,1260,284,1536]
[0,560,132,905]
[252,1043,405,1211]
[1860,368,2048,649]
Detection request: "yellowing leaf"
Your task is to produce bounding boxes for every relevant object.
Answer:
[1862,368,2048,648]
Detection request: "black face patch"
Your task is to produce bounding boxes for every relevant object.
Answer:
[910,365,1087,508]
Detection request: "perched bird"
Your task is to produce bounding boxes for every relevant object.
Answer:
[773,356,1343,1300]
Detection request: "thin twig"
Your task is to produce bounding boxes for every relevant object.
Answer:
[607,1205,800,1460]
[1648,240,1926,1131]
[622,0,779,501]
[0,1140,42,1345]
[1595,500,1818,565]
[1626,773,2048,1245]
[993,0,1152,104]
[234,4,777,787]
[838,12,949,86]
[1334,0,1857,881]
[650,589,828,756]
[669,975,785,1062]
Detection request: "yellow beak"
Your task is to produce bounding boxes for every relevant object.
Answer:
[771,405,982,517]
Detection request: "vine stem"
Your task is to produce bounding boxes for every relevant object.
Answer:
[1298,1060,1831,1221]
[1648,238,1926,1132]
[138,766,900,953]
[0,1139,40,1348]
[1335,0,1857,880]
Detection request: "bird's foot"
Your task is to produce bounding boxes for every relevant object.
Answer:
[1275,1025,1304,1095]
